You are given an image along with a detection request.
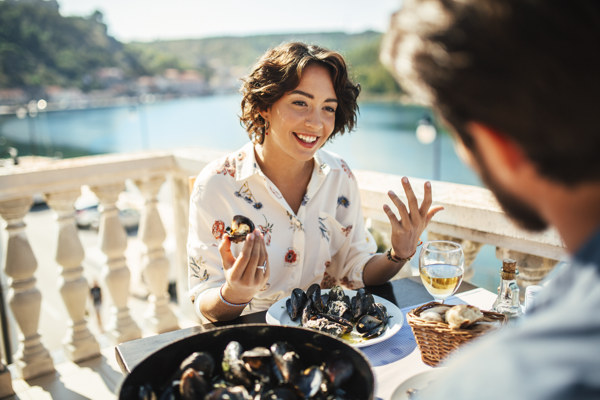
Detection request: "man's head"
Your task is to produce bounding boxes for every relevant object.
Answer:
[381,0,600,230]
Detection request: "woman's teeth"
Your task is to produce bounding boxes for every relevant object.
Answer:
[296,133,317,143]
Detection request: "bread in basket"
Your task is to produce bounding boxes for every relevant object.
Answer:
[407,302,506,366]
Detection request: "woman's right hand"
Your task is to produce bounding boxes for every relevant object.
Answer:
[218,229,270,305]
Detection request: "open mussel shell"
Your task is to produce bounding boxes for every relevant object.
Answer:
[226,215,255,243]
[118,324,375,400]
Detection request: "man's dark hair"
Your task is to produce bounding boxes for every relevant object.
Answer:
[381,0,600,184]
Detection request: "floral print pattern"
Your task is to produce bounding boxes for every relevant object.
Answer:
[337,195,350,208]
[320,271,337,289]
[341,225,353,237]
[284,248,298,265]
[341,276,362,290]
[215,157,236,177]
[258,215,274,246]
[318,217,330,242]
[340,159,354,179]
[235,181,263,209]
[211,220,225,239]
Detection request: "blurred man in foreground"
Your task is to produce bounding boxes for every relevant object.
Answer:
[381,1,600,398]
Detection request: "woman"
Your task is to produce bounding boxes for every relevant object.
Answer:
[188,42,442,322]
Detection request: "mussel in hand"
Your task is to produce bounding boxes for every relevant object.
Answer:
[226,215,255,243]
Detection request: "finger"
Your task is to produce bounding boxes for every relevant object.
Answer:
[426,206,444,224]
[387,190,410,227]
[419,181,433,216]
[218,235,235,269]
[401,177,420,216]
[242,231,262,281]
[230,233,254,281]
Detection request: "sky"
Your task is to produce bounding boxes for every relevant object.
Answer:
[56,0,402,42]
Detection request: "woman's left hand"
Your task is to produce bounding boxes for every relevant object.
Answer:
[383,177,444,259]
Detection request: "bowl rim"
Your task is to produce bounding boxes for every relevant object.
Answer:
[118,322,376,399]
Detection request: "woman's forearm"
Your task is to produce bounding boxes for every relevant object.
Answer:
[362,253,409,286]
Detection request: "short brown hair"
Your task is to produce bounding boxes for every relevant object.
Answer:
[240,42,360,144]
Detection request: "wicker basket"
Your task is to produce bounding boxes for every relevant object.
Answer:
[407,302,506,367]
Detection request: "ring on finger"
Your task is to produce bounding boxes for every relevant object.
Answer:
[257,260,267,273]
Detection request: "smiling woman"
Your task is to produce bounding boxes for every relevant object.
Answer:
[187,42,441,324]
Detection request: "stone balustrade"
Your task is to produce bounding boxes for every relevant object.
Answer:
[0,148,566,387]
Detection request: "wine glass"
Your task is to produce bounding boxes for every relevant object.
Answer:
[419,240,465,303]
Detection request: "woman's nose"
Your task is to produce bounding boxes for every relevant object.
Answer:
[305,109,323,130]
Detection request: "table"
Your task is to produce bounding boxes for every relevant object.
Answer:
[115,277,496,399]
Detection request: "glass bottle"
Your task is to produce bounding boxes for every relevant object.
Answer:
[492,258,523,319]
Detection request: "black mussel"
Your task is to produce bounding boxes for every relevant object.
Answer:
[319,314,353,333]
[205,385,252,400]
[323,351,354,390]
[351,289,375,321]
[367,303,390,324]
[286,288,308,321]
[226,215,255,243]
[327,285,346,303]
[241,346,273,381]
[179,351,215,379]
[356,315,386,339]
[306,283,325,313]
[326,300,353,321]
[270,342,300,384]
[260,386,300,400]
[179,368,210,400]
[222,341,253,387]
[137,384,157,400]
[303,316,348,337]
[301,298,318,326]
[294,366,326,398]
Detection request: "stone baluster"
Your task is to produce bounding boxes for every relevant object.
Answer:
[0,197,54,379]
[496,247,559,298]
[45,190,100,361]
[427,232,483,282]
[135,176,179,333]
[0,363,13,397]
[90,183,141,343]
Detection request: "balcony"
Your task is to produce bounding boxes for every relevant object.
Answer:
[0,149,565,398]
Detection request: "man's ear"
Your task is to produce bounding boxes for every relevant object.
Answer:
[466,122,526,173]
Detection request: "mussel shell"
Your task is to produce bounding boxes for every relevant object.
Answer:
[137,384,157,400]
[306,283,325,313]
[351,288,375,321]
[326,285,347,303]
[270,342,300,384]
[260,386,299,400]
[286,288,308,321]
[227,215,255,243]
[205,385,251,400]
[356,314,387,339]
[179,368,210,400]
[326,300,353,321]
[178,351,215,378]
[222,341,253,386]
[241,346,273,380]
[295,366,325,398]
[323,351,355,390]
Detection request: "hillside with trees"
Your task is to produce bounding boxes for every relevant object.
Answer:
[0,0,401,106]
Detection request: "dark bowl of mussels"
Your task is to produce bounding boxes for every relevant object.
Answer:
[118,323,375,400]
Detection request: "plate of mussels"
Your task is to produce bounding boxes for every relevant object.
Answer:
[266,284,404,348]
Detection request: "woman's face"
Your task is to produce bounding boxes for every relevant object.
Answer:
[261,64,337,163]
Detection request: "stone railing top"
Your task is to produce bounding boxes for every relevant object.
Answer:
[0,151,175,201]
[355,170,566,261]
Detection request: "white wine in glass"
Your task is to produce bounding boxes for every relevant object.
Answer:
[419,240,465,303]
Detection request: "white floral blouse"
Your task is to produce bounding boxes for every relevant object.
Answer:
[187,141,377,320]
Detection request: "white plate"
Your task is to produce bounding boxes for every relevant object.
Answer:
[265,289,403,348]
[391,368,446,400]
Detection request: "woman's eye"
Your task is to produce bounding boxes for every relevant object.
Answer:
[292,100,307,106]
[324,106,336,113]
